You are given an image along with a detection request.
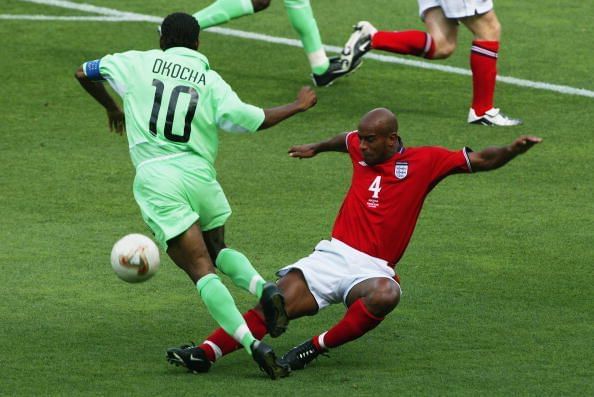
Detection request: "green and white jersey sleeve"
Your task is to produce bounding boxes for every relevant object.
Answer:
[98,51,139,97]
[92,48,264,168]
[209,70,264,133]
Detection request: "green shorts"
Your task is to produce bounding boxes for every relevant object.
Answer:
[133,153,231,248]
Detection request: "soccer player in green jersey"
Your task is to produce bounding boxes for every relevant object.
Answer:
[193,0,360,86]
[75,12,317,380]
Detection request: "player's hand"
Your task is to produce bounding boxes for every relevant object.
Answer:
[107,108,125,134]
[510,135,542,154]
[295,86,317,112]
[288,143,317,159]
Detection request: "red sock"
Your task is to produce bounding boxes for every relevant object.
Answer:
[312,299,384,351]
[470,40,499,116]
[198,309,267,362]
[371,30,435,59]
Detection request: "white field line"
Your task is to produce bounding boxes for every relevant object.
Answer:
[4,0,594,99]
[0,14,148,21]
[17,0,152,18]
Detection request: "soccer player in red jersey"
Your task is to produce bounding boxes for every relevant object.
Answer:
[339,1,522,126]
[170,108,541,373]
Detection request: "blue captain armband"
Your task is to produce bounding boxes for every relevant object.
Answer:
[83,60,104,81]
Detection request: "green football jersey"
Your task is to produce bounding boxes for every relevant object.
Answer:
[85,47,264,168]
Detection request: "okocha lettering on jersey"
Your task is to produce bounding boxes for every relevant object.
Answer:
[152,59,206,85]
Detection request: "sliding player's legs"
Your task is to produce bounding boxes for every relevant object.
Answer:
[277,239,400,370]
[193,269,318,365]
[281,276,400,370]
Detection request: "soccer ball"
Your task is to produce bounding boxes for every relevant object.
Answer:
[110,233,160,283]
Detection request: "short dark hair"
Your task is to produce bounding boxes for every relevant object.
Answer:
[160,12,200,50]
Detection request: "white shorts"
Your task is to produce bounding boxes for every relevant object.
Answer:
[418,0,493,19]
[277,239,399,310]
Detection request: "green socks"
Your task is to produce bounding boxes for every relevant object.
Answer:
[197,273,256,354]
[194,0,330,74]
[194,0,254,29]
[284,0,329,74]
[195,248,268,354]
[215,248,265,298]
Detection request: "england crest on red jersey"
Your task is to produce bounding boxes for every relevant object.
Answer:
[395,161,408,179]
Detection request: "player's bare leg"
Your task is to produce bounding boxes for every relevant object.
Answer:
[345,277,400,316]
[462,10,501,41]
[281,277,400,370]
[276,269,319,317]
[252,0,271,12]
[423,7,459,59]
[167,223,216,283]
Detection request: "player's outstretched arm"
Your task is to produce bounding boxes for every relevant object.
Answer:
[258,86,317,130]
[469,135,542,172]
[74,66,125,134]
[288,132,349,159]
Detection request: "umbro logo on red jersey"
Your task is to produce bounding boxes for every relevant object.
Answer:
[395,162,408,179]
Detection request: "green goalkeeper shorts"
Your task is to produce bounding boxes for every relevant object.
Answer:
[133,153,231,248]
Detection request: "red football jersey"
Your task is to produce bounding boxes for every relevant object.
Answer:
[331,131,472,266]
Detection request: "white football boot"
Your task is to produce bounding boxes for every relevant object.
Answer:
[340,21,378,70]
[468,108,523,126]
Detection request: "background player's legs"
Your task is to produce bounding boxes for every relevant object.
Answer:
[340,8,457,75]
[422,7,459,58]
[462,10,500,116]
[462,10,521,125]
[281,277,400,370]
[198,269,318,362]
[461,9,501,42]
[370,7,458,59]
[166,223,258,353]
[194,0,269,29]
[283,0,329,75]
[196,0,356,86]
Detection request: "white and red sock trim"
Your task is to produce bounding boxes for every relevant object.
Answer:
[203,340,223,361]
[317,331,328,350]
[471,45,498,59]
[421,33,433,58]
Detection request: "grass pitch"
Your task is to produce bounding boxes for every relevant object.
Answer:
[1,0,593,395]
